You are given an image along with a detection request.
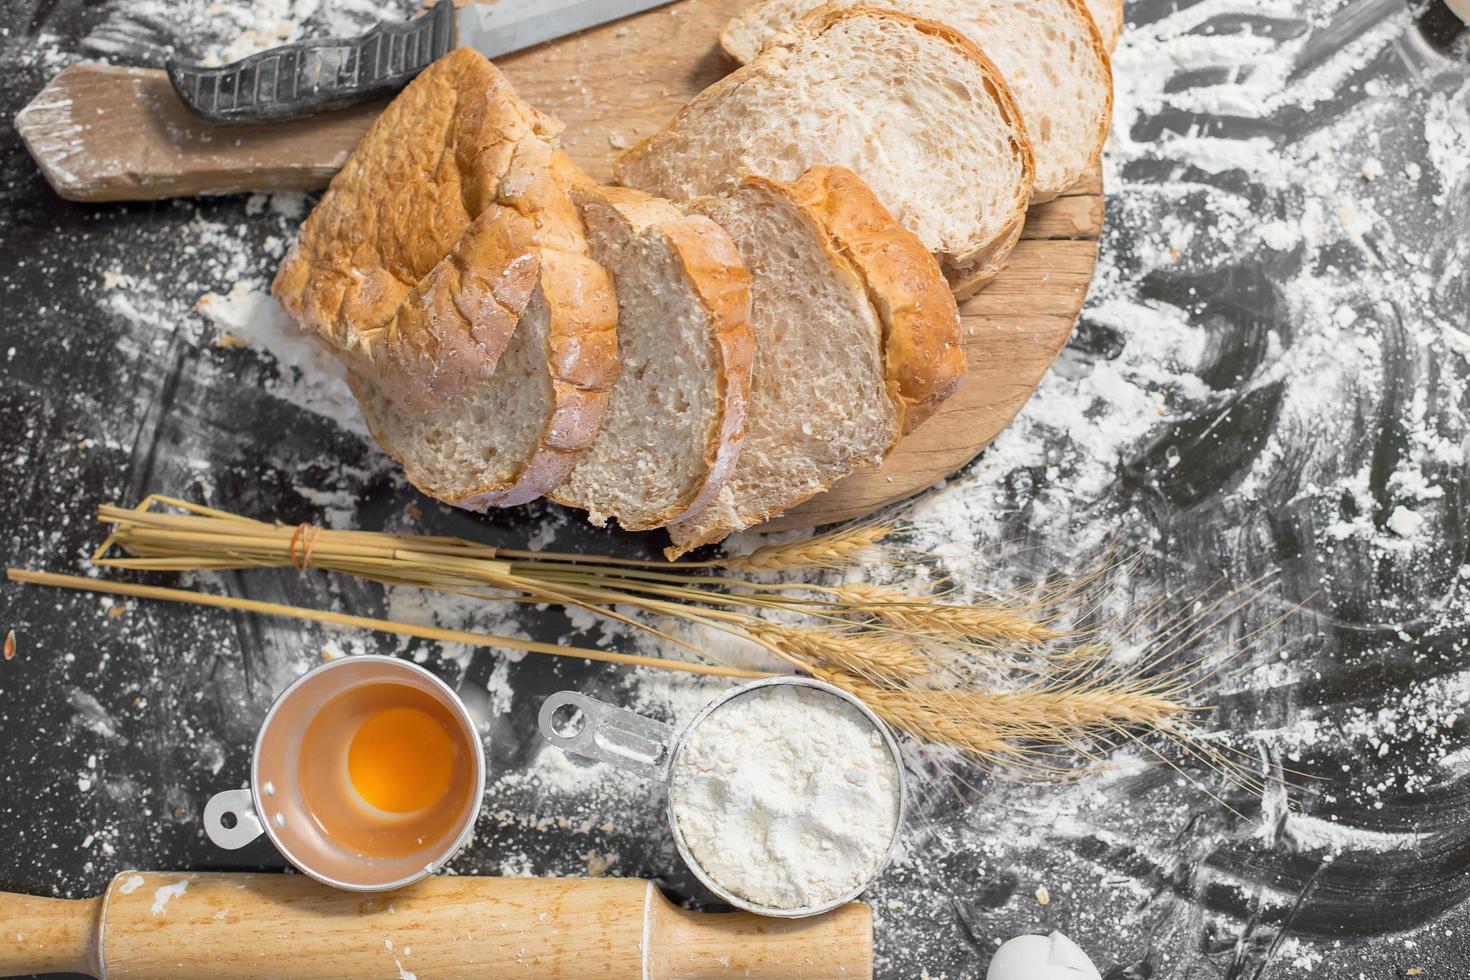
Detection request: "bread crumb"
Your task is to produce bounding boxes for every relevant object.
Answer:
[214,331,246,349]
[1360,157,1384,180]
[3,629,14,660]
[1035,885,1050,905]
[608,133,629,150]
[585,849,617,877]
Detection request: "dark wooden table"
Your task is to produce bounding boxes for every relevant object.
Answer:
[2,0,1469,977]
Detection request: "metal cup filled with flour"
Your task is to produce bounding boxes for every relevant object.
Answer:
[538,676,907,917]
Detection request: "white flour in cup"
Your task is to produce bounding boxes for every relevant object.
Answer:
[669,684,902,910]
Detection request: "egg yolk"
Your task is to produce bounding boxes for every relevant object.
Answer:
[347,706,456,813]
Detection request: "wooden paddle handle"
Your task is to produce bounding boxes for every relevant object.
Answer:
[14,62,380,203]
[0,873,871,979]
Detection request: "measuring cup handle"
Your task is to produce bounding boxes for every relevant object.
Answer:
[538,691,676,781]
[203,788,265,850]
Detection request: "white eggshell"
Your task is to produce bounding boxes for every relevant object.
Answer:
[986,931,1102,980]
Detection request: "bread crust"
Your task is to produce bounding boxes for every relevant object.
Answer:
[720,0,1111,203]
[353,144,619,511]
[1085,0,1124,50]
[667,169,950,556]
[805,7,1033,289]
[668,174,876,556]
[655,211,756,525]
[619,6,1033,296]
[717,0,790,61]
[272,48,563,414]
[1032,0,1114,206]
[458,246,619,509]
[551,186,754,530]
[785,166,965,434]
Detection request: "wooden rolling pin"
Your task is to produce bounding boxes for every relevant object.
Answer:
[0,872,871,978]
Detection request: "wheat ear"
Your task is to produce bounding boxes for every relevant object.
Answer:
[743,622,929,677]
[724,524,895,572]
[830,582,1064,645]
[810,665,1192,764]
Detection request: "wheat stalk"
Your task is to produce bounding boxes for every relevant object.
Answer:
[723,523,894,572]
[811,666,1194,770]
[742,621,930,677]
[5,568,766,679]
[955,687,1186,735]
[829,582,1064,646]
[94,503,1036,662]
[60,495,1276,788]
[808,668,1025,762]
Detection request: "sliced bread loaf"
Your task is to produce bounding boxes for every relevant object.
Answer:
[1084,0,1123,51]
[351,138,619,510]
[783,167,966,434]
[550,186,754,530]
[615,6,1033,296]
[273,48,563,413]
[719,0,1112,201]
[665,167,961,557]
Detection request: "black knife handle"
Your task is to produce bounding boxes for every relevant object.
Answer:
[166,0,456,124]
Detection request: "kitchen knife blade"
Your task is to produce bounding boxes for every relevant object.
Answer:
[167,0,674,125]
[458,0,674,59]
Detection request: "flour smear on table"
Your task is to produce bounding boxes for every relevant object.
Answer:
[3,0,1468,976]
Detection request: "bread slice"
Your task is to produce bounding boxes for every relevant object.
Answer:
[718,0,1112,201]
[615,7,1033,297]
[1083,0,1123,51]
[351,138,619,510]
[273,48,563,414]
[783,167,966,434]
[550,186,754,530]
[665,167,962,557]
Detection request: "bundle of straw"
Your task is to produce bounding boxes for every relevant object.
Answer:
[3,495,1274,786]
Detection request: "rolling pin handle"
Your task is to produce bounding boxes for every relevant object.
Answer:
[203,788,266,850]
[0,891,102,978]
[538,691,676,781]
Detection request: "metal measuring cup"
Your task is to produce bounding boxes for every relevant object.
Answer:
[203,655,486,892]
[537,675,907,918]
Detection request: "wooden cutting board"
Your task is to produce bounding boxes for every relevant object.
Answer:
[15,0,1101,531]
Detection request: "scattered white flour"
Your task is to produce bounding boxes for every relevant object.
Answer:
[149,877,189,916]
[117,873,145,894]
[193,279,365,436]
[669,685,900,910]
[6,0,1467,974]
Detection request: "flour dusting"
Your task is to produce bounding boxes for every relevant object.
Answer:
[670,684,901,910]
[2,0,1467,976]
[149,877,189,916]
